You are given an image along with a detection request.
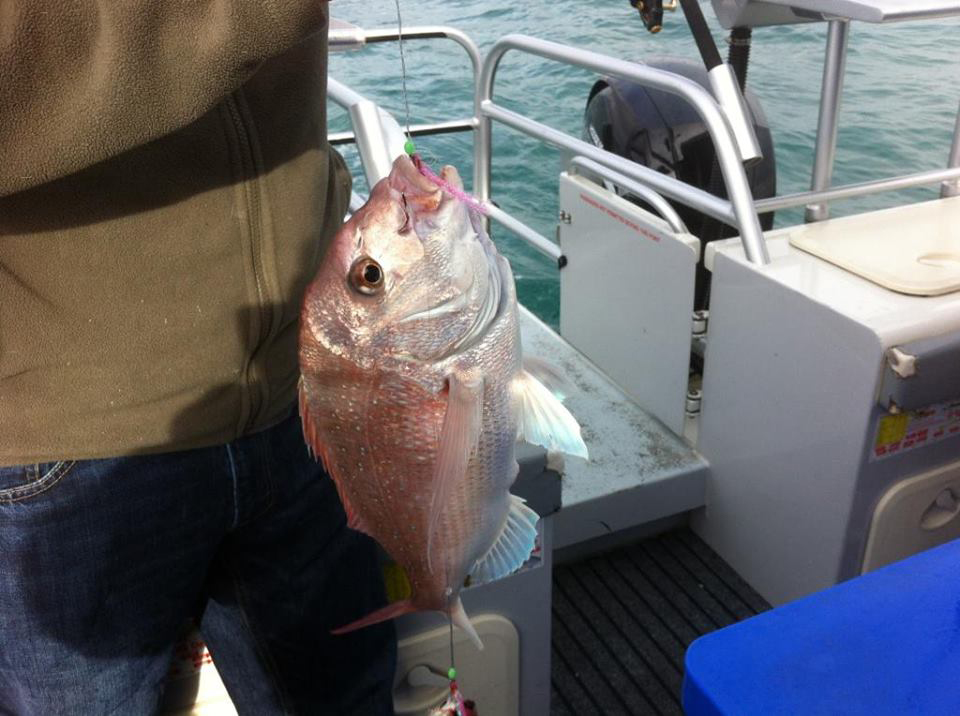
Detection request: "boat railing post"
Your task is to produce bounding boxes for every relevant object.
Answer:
[942,101,960,198]
[474,48,494,211]
[805,19,850,223]
[478,35,769,265]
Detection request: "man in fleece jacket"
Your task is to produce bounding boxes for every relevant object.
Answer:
[0,3,396,714]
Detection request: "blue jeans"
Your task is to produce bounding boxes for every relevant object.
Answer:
[0,409,396,715]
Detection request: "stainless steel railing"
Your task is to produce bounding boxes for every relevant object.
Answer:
[756,165,960,213]
[805,19,850,222]
[328,26,768,263]
[327,26,562,261]
[943,102,960,199]
[567,157,688,234]
[803,20,960,214]
[327,26,482,187]
[328,24,960,267]
[475,34,770,264]
[327,78,407,188]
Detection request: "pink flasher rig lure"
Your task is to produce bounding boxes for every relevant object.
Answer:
[408,146,489,217]
[427,667,477,716]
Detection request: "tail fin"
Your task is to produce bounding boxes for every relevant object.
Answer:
[331,599,417,636]
[451,598,484,651]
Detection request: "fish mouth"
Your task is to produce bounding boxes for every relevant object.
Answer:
[389,155,443,213]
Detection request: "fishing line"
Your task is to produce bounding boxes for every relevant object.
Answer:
[448,614,456,673]
[391,1,483,203]
[446,614,468,716]
[393,0,416,155]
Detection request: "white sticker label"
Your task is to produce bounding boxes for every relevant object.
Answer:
[871,400,960,461]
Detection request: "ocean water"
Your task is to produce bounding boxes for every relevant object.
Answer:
[328,2,960,326]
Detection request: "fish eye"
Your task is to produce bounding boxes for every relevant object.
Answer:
[349,257,385,295]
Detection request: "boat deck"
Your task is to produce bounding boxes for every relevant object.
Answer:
[551,528,770,715]
[518,307,709,551]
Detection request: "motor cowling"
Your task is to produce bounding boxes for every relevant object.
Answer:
[583,57,776,248]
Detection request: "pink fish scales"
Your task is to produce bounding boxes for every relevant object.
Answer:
[299,155,587,647]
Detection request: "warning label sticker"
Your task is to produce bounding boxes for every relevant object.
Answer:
[579,192,663,243]
[871,400,960,461]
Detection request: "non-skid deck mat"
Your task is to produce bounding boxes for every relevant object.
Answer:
[551,529,770,715]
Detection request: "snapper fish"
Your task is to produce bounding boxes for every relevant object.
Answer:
[298,154,587,648]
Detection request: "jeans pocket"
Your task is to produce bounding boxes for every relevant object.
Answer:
[0,461,77,503]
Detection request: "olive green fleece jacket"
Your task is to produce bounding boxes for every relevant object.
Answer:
[0,2,351,465]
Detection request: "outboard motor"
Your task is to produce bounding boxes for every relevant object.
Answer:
[583,58,776,309]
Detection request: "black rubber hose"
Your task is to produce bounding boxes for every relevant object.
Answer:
[728,26,753,90]
[677,0,724,70]
[694,26,753,310]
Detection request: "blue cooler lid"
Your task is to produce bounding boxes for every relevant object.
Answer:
[683,538,960,715]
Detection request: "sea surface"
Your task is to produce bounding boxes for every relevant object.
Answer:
[328,1,960,326]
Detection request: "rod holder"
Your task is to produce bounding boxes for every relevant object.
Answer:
[708,63,763,166]
[677,0,762,167]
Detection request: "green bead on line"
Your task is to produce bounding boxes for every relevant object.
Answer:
[447,667,457,680]
[404,139,416,155]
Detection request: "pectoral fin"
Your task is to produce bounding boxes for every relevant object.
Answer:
[427,371,484,572]
[514,371,588,458]
[522,356,575,400]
